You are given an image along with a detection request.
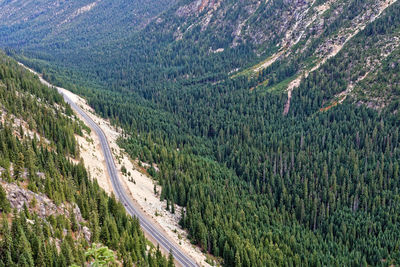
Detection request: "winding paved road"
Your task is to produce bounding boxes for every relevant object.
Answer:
[19,63,198,267]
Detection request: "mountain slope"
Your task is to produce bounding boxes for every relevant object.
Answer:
[0,0,174,49]
[4,0,399,109]
[0,52,173,266]
[1,1,400,266]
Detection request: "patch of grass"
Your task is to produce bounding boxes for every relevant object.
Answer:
[290,40,307,53]
[303,55,319,69]
[230,69,252,79]
[263,75,299,94]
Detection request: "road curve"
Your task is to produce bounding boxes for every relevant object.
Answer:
[62,94,198,267]
[19,63,199,267]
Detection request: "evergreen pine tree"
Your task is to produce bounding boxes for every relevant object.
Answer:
[13,152,24,180]
[168,250,174,267]
[0,184,10,213]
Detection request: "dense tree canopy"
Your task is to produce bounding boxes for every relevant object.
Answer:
[0,54,172,267]
[2,0,400,266]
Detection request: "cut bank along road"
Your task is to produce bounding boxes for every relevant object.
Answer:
[19,63,199,267]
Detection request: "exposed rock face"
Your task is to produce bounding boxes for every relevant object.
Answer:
[82,226,92,242]
[176,0,203,17]
[176,0,218,17]
[3,180,83,220]
[1,179,90,240]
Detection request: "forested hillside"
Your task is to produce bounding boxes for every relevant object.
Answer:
[1,0,400,266]
[0,53,173,267]
[4,0,398,101]
[0,0,173,48]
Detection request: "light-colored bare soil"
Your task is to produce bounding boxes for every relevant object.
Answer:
[76,130,113,195]
[0,110,42,142]
[283,0,398,114]
[57,88,211,267]
[283,77,300,115]
[19,62,211,265]
[254,0,333,74]
[60,1,100,26]
[254,50,285,72]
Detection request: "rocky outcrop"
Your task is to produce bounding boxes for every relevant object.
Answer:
[1,179,91,242]
[2,179,83,219]
[176,0,203,17]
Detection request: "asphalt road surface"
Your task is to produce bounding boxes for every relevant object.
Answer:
[61,94,198,267]
[19,63,198,267]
